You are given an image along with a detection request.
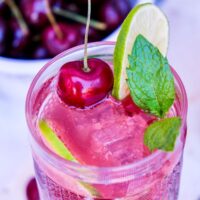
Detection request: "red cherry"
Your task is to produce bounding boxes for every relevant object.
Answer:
[0,2,8,16]
[75,24,100,44]
[99,0,132,30]
[57,58,113,108]
[20,0,48,28]
[26,178,40,200]
[9,19,30,56]
[42,23,80,56]
[33,44,50,59]
[52,0,81,13]
[122,96,141,116]
[73,0,103,4]
[0,17,8,54]
[122,96,156,124]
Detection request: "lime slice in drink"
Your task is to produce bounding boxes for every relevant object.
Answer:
[113,3,169,100]
[39,120,99,197]
[39,120,77,161]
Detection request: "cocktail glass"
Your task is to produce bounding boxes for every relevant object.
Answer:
[26,42,188,200]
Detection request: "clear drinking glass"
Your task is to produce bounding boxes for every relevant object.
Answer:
[26,42,188,200]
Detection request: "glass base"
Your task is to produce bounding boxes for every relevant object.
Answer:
[34,160,182,200]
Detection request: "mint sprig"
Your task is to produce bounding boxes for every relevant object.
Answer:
[127,34,181,152]
[127,34,175,118]
[144,117,182,152]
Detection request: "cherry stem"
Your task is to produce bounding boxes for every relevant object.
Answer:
[53,7,107,31]
[83,0,91,72]
[44,0,63,40]
[4,0,29,35]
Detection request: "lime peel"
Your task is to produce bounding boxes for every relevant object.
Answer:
[113,3,169,100]
[39,120,77,162]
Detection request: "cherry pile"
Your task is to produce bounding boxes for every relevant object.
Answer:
[0,0,132,59]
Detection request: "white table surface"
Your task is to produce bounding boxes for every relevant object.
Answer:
[0,0,200,199]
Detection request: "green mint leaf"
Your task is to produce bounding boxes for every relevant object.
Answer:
[144,117,182,152]
[127,34,175,118]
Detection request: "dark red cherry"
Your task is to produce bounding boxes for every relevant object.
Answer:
[26,178,40,200]
[33,44,50,59]
[52,0,80,13]
[122,96,156,124]
[99,0,131,30]
[20,0,48,28]
[9,19,30,55]
[74,0,103,4]
[75,24,99,44]
[42,23,80,56]
[0,1,8,16]
[64,2,81,13]
[0,1,5,11]
[122,96,141,116]
[57,58,113,108]
[0,18,8,54]
[50,0,62,10]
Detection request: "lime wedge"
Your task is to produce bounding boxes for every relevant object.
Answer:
[39,120,77,162]
[38,120,100,197]
[113,3,169,100]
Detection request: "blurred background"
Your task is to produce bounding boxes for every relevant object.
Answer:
[0,0,200,199]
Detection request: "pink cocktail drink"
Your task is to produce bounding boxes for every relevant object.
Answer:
[26,42,187,200]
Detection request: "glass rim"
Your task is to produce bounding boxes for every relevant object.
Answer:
[26,41,188,182]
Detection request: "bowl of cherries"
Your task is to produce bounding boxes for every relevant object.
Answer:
[0,0,137,95]
[0,0,138,98]
[0,0,136,72]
